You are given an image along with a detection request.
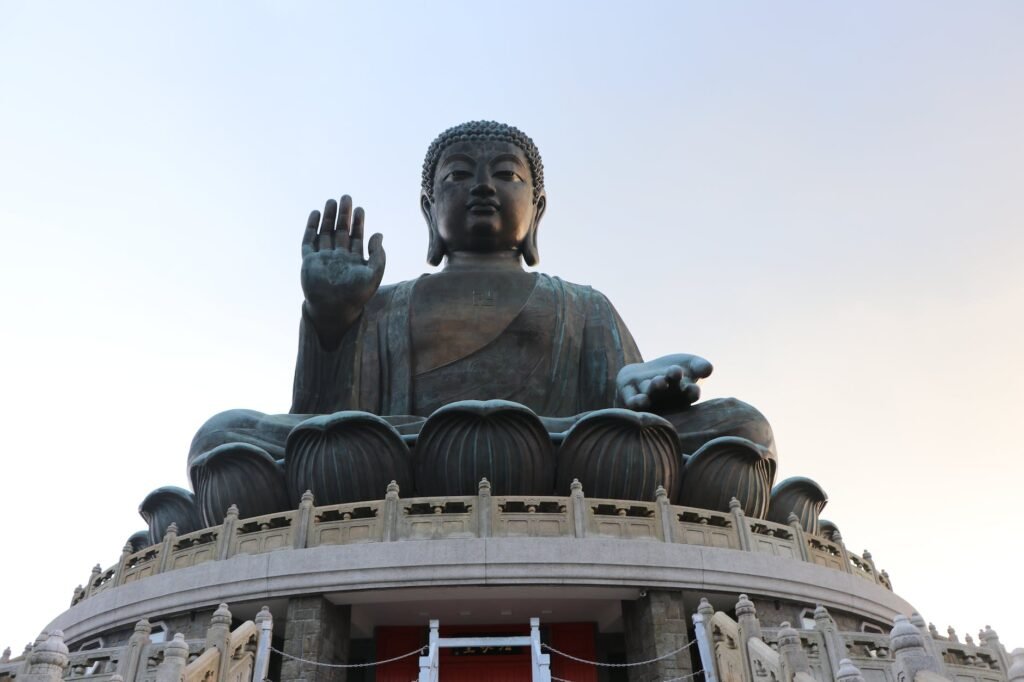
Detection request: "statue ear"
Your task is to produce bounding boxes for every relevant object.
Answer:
[421,193,445,266]
[522,193,546,267]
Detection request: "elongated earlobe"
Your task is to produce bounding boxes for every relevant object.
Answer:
[522,194,546,266]
[421,193,445,266]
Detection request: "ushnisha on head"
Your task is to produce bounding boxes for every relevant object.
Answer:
[420,121,547,266]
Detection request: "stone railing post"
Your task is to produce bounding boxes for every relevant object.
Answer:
[155,634,189,682]
[1,647,9,663]
[947,626,959,643]
[736,594,762,682]
[835,659,865,682]
[205,604,233,682]
[84,564,102,597]
[113,542,134,587]
[383,480,400,541]
[478,478,492,538]
[787,513,810,562]
[155,524,179,575]
[570,479,586,538]
[70,585,84,606]
[252,607,273,682]
[656,486,674,542]
[530,617,552,682]
[979,626,1011,674]
[116,619,152,682]
[910,612,944,671]
[814,604,846,678]
[830,530,853,574]
[891,615,944,681]
[778,622,812,682]
[21,631,69,682]
[730,499,753,551]
[292,491,314,550]
[692,598,718,682]
[215,507,239,560]
[861,549,879,584]
[1008,648,1024,682]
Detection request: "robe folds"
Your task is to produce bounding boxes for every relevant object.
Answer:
[290,274,643,418]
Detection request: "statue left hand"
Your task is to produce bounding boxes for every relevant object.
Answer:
[616,354,713,412]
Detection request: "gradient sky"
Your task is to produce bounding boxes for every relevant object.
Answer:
[1,1,1022,654]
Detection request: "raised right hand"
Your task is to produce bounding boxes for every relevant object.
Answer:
[300,195,386,343]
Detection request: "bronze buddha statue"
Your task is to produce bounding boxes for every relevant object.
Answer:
[170,122,780,535]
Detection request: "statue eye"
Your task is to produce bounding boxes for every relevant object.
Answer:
[494,170,522,182]
[443,170,473,182]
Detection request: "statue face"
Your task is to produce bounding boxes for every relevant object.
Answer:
[425,139,545,258]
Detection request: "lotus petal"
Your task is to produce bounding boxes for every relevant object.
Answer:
[415,400,553,496]
[767,476,828,535]
[286,411,412,504]
[138,486,203,544]
[189,442,290,526]
[557,408,681,502]
[679,436,776,517]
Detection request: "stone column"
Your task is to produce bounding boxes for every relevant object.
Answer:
[621,590,693,682]
[116,619,152,682]
[891,616,944,681]
[280,597,351,682]
[155,634,188,682]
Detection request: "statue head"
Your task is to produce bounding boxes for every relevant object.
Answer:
[421,121,546,266]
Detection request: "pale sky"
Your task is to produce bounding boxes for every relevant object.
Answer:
[1,1,1022,654]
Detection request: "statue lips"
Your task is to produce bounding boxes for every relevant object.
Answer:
[466,198,500,215]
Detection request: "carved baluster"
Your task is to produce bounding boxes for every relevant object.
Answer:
[656,485,674,542]
[84,564,102,598]
[20,631,69,682]
[570,479,586,538]
[860,549,878,582]
[293,490,314,550]
[383,480,400,541]
[829,529,853,574]
[778,622,812,682]
[815,605,846,678]
[156,524,178,575]
[478,478,492,538]
[737,594,762,682]
[215,506,239,560]
[205,604,232,682]
[979,626,1011,673]
[693,598,718,682]
[116,619,151,682]
[892,615,944,680]
[155,634,188,682]
[910,612,943,669]
[112,542,134,588]
[730,498,753,551]
[1,648,9,664]
[835,659,865,682]
[252,607,273,682]
[947,626,959,643]
[787,513,810,562]
[70,585,84,607]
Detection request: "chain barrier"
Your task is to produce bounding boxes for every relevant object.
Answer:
[268,644,426,668]
[542,636,698,667]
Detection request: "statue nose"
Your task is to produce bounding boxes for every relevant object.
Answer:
[469,181,496,197]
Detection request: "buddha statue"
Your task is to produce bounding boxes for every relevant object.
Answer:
[174,121,780,532]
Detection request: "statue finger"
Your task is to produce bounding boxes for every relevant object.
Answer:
[688,356,714,380]
[367,233,386,275]
[302,210,319,256]
[319,199,337,250]
[650,374,669,393]
[638,378,653,396]
[681,382,701,405]
[627,394,651,411]
[619,383,639,405]
[350,206,365,257]
[336,195,352,250]
[665,365,684,384]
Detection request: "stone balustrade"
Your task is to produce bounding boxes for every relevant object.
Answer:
[72,479,892,607]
